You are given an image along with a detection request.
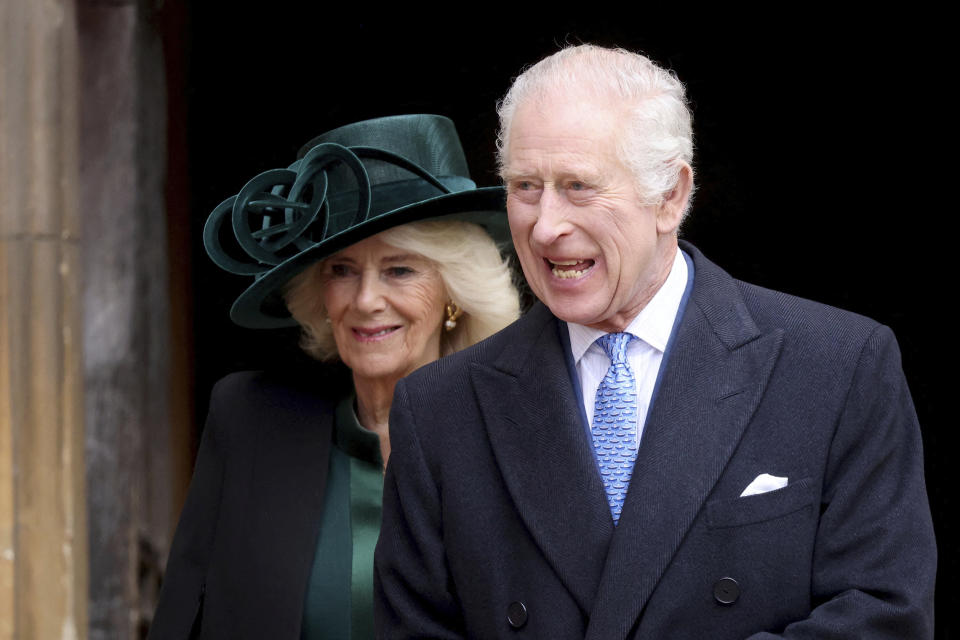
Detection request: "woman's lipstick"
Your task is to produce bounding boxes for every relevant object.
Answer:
[352,325,402,342]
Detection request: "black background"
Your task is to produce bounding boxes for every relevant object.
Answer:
[178,9,953,636]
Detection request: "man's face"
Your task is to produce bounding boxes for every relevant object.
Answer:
[503,96,684,332]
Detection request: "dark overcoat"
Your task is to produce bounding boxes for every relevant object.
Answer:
[375,241,936,639]
[148,371,335,639]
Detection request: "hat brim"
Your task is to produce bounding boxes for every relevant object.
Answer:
[230,186,509,328]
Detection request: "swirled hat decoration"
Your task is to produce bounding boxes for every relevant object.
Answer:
[204,114,509,329]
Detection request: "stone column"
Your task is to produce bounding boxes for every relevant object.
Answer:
[0,1,89,639]
[78,1,175,637]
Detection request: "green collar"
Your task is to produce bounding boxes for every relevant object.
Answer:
[334,394,383,468]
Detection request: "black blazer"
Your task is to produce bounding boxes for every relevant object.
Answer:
[149,371,335,639]
[375,241,936,639]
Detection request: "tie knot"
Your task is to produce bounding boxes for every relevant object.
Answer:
[596,332,633,364]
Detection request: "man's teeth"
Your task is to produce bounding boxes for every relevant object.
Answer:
[550,259,591,279]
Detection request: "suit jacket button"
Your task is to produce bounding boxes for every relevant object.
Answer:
[713,577,740,605]
[507,601,528,628]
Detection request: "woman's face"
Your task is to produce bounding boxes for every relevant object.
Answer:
[321,233,446,384]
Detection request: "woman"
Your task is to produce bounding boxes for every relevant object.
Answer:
[149,115,520,639]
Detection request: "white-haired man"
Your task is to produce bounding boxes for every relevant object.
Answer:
[375,45,936,639]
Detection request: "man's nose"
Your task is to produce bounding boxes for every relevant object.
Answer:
[530,187,573,247]
[355,271,387,312]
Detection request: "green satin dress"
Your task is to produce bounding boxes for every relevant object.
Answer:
[300,394,383,640]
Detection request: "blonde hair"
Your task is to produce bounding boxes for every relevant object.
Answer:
[284,219,520,362]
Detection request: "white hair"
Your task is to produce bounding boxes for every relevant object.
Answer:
[283,219,520,362]
[497,44,695,215]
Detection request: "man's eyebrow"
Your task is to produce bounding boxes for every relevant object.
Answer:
[500,168,529,182]
[501,163,603,183]
[558,168,603,184]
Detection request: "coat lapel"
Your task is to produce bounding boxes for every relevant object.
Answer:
[230,377,333,638]
[471,303,614,613]
[585,245,784,640]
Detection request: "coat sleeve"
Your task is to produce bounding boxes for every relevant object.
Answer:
[374,379,467,639]
[147,378,230,639]
[748,325,936,639]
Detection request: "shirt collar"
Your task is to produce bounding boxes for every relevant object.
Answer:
[567,248,688,364]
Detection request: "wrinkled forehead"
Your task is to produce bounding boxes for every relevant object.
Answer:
[504,93,627,168]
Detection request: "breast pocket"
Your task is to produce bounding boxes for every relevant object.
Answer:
[706,476,817,529]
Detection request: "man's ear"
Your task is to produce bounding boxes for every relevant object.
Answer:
[656,163,693,235]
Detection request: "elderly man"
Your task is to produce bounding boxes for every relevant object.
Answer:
[374,45,936,639]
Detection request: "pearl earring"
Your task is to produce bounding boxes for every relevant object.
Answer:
[444,302,463,331]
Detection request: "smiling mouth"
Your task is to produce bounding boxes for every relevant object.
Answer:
[353,325,401,341]
[547,258,595,279]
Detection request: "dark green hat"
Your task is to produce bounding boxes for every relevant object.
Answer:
[204,114,508,329]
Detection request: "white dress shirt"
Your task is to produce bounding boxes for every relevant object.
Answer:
[566,249,688,448]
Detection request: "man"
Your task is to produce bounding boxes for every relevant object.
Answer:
[374,45,936,639]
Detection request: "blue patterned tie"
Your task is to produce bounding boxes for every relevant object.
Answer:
[592,332,638,524]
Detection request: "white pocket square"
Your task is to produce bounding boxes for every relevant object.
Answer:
[740,473,788,497]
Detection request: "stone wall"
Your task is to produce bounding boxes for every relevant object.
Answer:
[0,1,88,638]
[1,0,186,637]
